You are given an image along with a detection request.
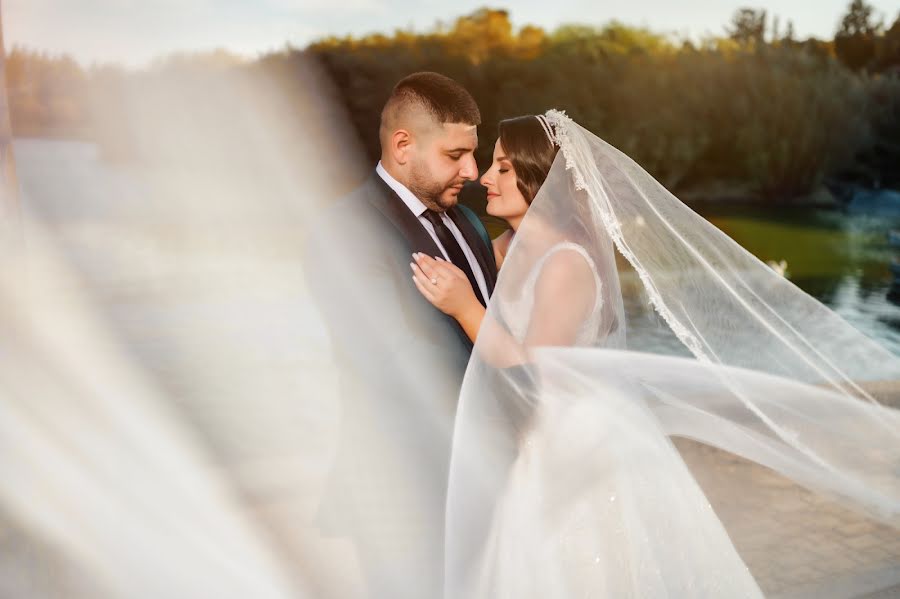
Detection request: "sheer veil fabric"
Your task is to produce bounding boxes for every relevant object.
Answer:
[444,110,900,598]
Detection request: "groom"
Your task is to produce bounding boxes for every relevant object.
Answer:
[304,72,497,598]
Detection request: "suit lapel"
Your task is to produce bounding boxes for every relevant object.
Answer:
[365,173,472,348]
[446,207,498,297]
[367,171,497,301]
[365,174,442,257]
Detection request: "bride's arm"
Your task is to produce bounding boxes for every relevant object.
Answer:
[454,302,486,344]
[411,230,511,342]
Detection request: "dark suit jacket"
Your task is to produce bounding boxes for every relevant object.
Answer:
[303,172,497,541]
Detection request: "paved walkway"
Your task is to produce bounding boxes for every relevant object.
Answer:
[677,437,900,597]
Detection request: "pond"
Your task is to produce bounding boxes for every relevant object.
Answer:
[701,203,900,356]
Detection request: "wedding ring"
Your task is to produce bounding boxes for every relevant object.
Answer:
[430,277,438,285]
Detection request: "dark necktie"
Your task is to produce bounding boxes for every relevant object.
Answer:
[421,209,486,307]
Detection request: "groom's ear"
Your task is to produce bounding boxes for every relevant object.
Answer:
[391,129,413,165]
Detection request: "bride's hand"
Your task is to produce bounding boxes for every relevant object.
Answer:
[410,253,479,318]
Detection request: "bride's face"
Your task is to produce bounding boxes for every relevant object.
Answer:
[481,139,529,225]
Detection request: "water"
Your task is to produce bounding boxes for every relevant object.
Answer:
[701,203,900,356]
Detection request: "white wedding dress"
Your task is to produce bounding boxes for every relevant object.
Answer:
[459,240,763,598]
[445,111,900,598]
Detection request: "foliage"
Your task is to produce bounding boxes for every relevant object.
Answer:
[6,6,900,201]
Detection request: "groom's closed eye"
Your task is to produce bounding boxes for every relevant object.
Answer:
[446,146,475,160]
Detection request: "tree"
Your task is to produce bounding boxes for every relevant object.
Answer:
[874,12,900,71]
[835,0,882,69]
[515,25,547,60]
[727,9,767,46]
[837,0,881,37]
[785,20,796,43]
[445,8,514,64]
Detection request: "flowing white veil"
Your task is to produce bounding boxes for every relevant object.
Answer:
[445,110,900,598]
[0,56,369,598]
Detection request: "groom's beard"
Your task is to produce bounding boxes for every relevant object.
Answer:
[409,168,464,211]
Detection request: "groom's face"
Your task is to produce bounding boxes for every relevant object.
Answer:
[408,122,478,212]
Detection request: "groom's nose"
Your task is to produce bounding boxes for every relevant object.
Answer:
[459,154,478,181]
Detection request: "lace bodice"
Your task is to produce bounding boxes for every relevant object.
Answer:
[497,241,604,345]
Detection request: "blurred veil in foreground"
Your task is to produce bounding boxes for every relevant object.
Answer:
[0,52,392,597]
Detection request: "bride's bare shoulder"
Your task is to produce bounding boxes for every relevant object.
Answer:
[492,229,514,269]
[531,244,599,323]
[539,244,596,287]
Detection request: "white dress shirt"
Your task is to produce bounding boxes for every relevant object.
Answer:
[376,161,490,302]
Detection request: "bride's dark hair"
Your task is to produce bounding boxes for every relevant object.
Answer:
[498,115,559,204]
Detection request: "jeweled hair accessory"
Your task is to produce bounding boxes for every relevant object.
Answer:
[535,114,557,147]
[543,109,585,190]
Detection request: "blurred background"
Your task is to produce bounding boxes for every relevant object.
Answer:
[5,1,900,355]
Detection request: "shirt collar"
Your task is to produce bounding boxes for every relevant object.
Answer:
[376,161,428,218]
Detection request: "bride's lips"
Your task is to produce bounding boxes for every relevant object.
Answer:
[486,192,500,201]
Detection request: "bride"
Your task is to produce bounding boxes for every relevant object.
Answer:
[412,111,900,597]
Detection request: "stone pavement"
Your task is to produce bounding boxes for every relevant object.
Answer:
[677,437,900,598]
[676,381,900,598]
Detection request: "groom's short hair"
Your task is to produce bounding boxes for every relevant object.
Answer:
[380,72,480,138]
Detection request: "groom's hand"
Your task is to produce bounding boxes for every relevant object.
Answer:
[411,253,478,318]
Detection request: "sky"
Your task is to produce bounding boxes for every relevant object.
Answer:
[5,0,900,67]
